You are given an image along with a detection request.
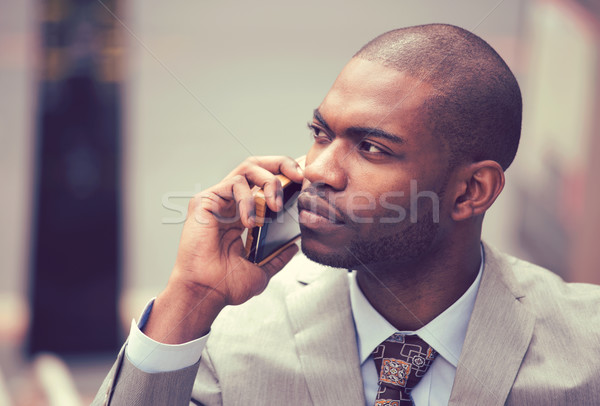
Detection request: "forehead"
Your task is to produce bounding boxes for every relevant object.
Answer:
[318,58,434,137]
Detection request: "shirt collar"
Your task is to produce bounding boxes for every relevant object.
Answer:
[349,245,484,368]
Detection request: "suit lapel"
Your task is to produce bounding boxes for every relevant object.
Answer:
[285,261,365,405]
[448,243,535,406]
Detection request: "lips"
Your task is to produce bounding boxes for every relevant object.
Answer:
[297,193,345,224]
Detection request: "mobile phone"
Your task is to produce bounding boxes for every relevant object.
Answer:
[244,160,304,266]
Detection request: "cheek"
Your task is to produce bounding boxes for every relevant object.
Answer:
[375,190,411,225]
[343,193,379,222]
[340,181,412,224]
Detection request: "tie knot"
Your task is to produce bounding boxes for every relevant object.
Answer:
[372,333,438,405]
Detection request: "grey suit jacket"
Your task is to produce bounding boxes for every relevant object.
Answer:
[93,243,600,405]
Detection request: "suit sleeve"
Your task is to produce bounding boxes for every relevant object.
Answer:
[91,342,202,406]
[91,297,225,405]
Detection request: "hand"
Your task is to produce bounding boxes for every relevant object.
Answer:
[143,156,304,343]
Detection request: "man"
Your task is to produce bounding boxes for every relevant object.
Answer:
[94,24,600,405]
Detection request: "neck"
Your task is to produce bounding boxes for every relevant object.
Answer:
[355,237,481,331]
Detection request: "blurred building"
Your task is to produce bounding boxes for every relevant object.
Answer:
[513,0,600,283]
[28,0,123,356]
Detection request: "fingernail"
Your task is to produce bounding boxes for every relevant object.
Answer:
[276,195,283,210]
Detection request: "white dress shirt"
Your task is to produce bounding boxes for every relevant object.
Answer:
[349,254,483,406]
[126,248,483,405]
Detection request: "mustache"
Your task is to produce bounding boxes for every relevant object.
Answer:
[299,184,328,200]
[297,185,347,224]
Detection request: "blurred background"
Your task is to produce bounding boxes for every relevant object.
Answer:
[1,0,599,404]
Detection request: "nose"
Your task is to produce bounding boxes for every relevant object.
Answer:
[303,141,348,191]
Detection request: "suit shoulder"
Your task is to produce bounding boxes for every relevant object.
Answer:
[507,253,600,303]
[491,248,600,334]
[484,246,600,400]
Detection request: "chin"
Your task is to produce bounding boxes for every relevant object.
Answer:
[300,237,358,269]
[300,218,440,270]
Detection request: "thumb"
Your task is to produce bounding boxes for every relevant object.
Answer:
[261,243,300,280]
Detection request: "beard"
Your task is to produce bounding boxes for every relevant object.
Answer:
[300,203,440,270]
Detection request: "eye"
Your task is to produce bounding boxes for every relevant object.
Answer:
[307,123,330,143]
[358,140,388,155]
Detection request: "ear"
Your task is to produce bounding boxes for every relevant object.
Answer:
[450,160,505,221]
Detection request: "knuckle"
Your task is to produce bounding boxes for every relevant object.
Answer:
[263,178,282,197]
[242,156,259,169]
[231,174,245,185]
[188,193,207,212]
[280,156,294,168]
[264,176,281,188]
[237,161,249,173]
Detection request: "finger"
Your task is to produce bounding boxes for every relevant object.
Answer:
[192,192,237,226]
[261,175,283,212]
[210,176,256,228]
[230,165,283,212]
[230,176,256,228]
[260,243,299,280]
[249,156,304,184]
[225,156,304,212]
[277,157,304,184]
[229,156,304,185]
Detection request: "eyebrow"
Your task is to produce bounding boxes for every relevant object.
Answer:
[312,109,331,131]
[312,108,406,145]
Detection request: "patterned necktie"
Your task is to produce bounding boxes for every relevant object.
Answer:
[372,333,438,406]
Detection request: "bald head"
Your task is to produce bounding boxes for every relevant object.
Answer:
[354,24,522,170]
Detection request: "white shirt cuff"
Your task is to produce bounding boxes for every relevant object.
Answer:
[125,298,209,373]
